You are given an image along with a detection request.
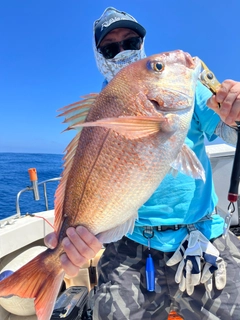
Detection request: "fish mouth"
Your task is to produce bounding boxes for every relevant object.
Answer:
[192,56,201,70]
[185,52,197,69]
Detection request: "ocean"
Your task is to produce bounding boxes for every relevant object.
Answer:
[0,153,63,220]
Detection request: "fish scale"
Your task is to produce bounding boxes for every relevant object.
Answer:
[65,128,185,236]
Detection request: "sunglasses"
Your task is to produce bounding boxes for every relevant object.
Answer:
[98,37,143,59]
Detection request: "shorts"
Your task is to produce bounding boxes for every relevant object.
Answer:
[92,231,240,320]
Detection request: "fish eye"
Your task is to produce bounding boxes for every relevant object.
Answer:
[154,62,164,72]
[147,60,165,72]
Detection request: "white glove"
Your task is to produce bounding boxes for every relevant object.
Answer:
[166,230,226,295]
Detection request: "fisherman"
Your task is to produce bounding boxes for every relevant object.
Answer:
[45,7,240,319]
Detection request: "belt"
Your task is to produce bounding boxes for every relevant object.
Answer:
[143,225,186,235]
[142,211,217,238]
[149,225,185,231]
[142,224,196,238]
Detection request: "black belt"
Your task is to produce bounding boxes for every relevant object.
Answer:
[143,225,188,238]
[145,225,186,231]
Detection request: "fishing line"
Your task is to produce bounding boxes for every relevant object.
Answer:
[25,213,54,229]
[223,123,240,238]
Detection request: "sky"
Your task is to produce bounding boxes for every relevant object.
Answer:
[0,0,240,154]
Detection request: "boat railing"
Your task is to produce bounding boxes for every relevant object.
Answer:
[15,177,61,216]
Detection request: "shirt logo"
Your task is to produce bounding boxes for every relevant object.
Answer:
[101,17,129,31]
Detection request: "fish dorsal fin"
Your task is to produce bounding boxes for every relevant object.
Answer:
[54,94,98,233]
[58,93,98,131]
[96,213,137,243]
[72,115,171,139]
[170,144,206,181]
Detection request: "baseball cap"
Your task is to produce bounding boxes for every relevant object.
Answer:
[94,7,146,47]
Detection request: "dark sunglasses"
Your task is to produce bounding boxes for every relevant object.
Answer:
[98,37,143,59]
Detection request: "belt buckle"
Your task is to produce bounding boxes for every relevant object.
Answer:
[157,225,180,231]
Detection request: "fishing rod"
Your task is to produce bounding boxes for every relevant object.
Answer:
[199,60,240,236]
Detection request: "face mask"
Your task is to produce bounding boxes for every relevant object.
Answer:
[93,34,147,83]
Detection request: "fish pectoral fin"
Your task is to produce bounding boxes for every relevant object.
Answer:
[73,116,168,139]
[170,144,206,181]
[96,214,137,243]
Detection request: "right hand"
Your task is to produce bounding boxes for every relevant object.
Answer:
[44,226,103,277]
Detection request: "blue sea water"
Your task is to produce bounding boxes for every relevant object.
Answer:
[0,153,64,219]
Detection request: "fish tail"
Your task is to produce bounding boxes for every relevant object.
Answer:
[0,249,64,320]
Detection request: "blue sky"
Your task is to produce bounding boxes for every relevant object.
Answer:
[1,0,239,154]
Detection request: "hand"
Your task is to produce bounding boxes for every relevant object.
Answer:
[166,230,226,295]
[44,226,103,277]
[207,79,240,126]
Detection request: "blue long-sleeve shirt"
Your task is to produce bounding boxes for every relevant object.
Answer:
[126,81,226,252]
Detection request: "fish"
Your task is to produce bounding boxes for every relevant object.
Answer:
[0,50,205,320]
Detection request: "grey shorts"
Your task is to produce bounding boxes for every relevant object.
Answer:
[92,231,240,320]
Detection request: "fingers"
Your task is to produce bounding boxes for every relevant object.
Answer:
[202,259,226,292]
[166,250,183,266]
[175,259,185,284]
[44,227,102,277]
[185,260,195,295]
[44,232,58,249]
[179,274,186,293]
[207,80,240,126]
[166,235,189,266]
[62,226,101,264]
[214,258,227,290]
[204,277,213,292]
[201,262,212,284]
[60,253,80,277]
[60,226,102,277]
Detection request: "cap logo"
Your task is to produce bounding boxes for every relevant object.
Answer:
[101,17,129,31]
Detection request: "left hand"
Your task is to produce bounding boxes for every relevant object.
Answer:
[44,226,103,277]
[207,79,240,126]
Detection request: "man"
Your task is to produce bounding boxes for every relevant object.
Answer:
[46,7,240,319]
